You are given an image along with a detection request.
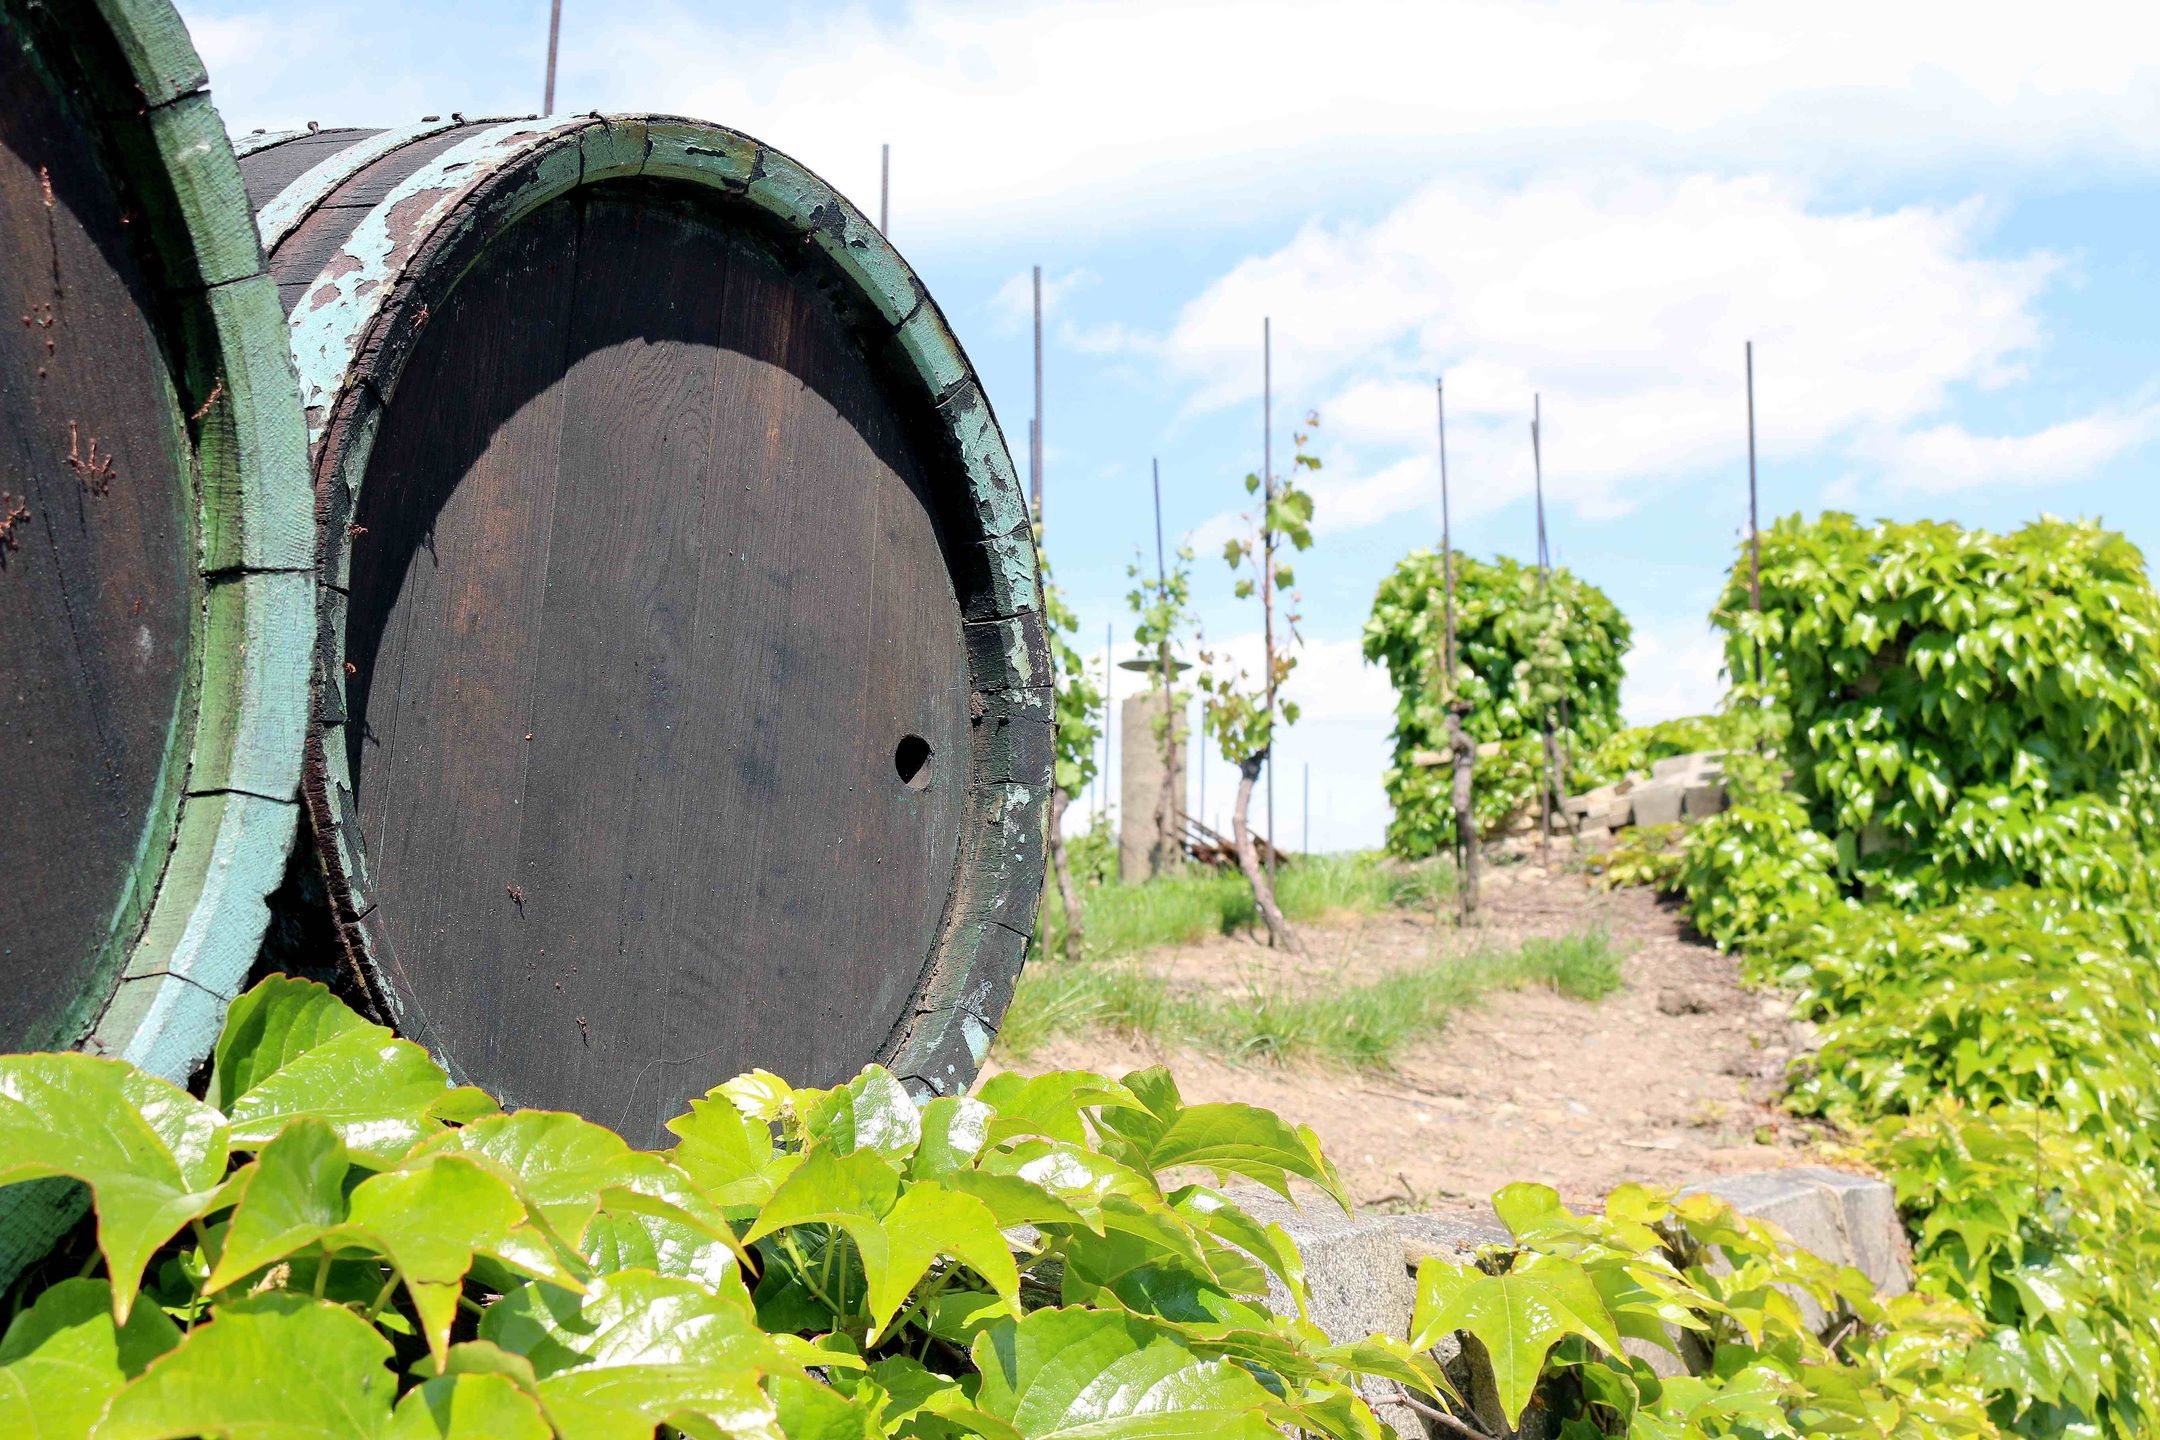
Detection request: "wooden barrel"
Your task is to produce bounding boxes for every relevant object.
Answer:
[0,1,309,1068]
[0,0,310,1267]
[241,116,1048,1143]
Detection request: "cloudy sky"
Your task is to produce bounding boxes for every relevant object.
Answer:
[183,0,2160,850]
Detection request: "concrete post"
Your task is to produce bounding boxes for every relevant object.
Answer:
[1118,691,1186,882]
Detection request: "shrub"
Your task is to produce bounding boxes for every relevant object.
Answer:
[1776,890,2160,1164]
[1873,1102,2160,1438]
[1585,821,1687,892]
[1717,513,2160,901]
[1676,794,1839,951]
[1364,550,1630,854]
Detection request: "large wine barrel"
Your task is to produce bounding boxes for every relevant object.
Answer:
[241,116,1048,1144]
[0,0,309,1267]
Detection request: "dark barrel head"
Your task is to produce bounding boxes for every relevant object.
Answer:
[342,184,972,1142]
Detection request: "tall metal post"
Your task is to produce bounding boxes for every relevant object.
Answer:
[1532,395,1554,865]
[1031,266,1044,522]
[1262,318,1276,889]
[1151,459,1176,872]
[1747,340,1762,688]
[1102,621,1113,823]
[542,0,563,113]
[879,144,889,234]
[1440,378,1476,920]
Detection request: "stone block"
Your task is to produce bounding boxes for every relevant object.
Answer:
[1628,781,1684,828]
[1226,1188,1423,1435]
[1681,782,1727,821]
[1688,1167,1912,1327]
[1652,749,1725,781]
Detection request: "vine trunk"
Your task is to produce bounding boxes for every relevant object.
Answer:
[1232,753,1297,952]
[1047,790,1085,962]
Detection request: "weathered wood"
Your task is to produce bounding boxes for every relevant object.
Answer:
[247,116,1047,1141]
[0,0,311,1279]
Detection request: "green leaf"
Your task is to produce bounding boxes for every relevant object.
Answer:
[1096,1069,1348,1210]
[335,1154,577,1366]
[1409,1255,1622,1427]
[207,1118,348,1291]
[386,1373,551,1440]
[0,1280,178,1437]
[801,1069,921,1163]
[970,1307,1279,1440]
[0,1053,230,1320]
[975,1072,1137,1146]
[580,1187,745,1290]
[912,1097,992,1179]
[424,1109,676,1243]
[481,1269,791,1440]
[212,979,485,1165]
[771,1373,885,1440]
[668,1094,786,1209]
[745,1151,1017,1335]
[871,1183,1021,1332]
[94,1294,396,1439]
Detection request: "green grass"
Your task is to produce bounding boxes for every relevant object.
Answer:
[998,925,1624,1071]
[1037,851,1455,961]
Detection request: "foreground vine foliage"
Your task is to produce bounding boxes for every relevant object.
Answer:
[0,975,1448,1439]
[0,974,1999,1439]
[1410,1183,1992,1438]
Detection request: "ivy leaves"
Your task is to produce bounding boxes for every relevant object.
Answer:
[0,1056,231,1322]
[0,977,1418,1440]
[1719,513,2160,900]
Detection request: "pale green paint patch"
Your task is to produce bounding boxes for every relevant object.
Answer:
[254,118,466,252]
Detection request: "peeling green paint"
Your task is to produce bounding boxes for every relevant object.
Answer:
[254,116,470,251]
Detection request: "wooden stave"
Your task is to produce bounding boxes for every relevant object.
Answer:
[0,0,311,1274]
[243,115,1050,1120]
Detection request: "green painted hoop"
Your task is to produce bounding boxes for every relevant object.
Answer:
[282,115,1049,1107]
[0,0,311,1274]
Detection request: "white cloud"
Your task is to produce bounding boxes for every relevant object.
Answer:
[1622,618,1730,727]
[1841,401,2160,498]
[189,1,2160,244]
[1156,172,2063,529]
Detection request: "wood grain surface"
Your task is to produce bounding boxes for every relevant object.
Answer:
[341,187,969,1142]
[0,18,193,1050]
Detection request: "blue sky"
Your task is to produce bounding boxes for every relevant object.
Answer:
[181,0,2160,849]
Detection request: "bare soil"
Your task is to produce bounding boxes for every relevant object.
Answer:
[1003,854,1835,1218]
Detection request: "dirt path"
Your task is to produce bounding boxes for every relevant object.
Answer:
[1004,858,1833,1217]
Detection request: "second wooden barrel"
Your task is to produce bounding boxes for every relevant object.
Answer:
[240,116,1047,1142]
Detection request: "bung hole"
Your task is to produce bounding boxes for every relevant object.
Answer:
[895,734,932,790]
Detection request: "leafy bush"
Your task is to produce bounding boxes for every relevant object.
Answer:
[1364,550,1630,855]
[1676,795,1839,951]
[1873,1103,2160,1438]
[1407,1180,1994,1436]
[0,976,1452,1439]
[1774,890,2160,1156]
[1717,513,2160,901]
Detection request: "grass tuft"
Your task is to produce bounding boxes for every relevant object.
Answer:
[997,922,1624,1070]
[1036,852,1455,962]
